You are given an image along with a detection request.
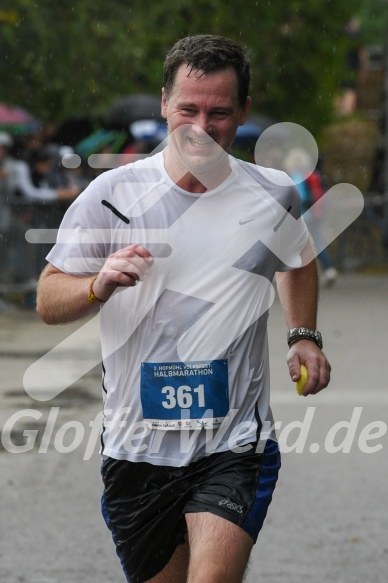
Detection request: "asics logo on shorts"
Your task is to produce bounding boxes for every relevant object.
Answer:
[218,498,244,514]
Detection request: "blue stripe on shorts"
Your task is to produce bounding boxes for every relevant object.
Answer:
[242,438,281,542]
[101,489,132,582]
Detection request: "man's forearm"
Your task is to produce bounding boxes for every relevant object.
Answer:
[36,266,97,325]
[275,259,319,329]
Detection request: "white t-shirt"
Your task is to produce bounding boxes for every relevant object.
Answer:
[47,151,308,466]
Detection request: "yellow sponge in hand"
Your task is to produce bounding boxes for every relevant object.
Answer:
[296,364,308,395]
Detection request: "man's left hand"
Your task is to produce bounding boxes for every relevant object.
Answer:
[287,339,331,396]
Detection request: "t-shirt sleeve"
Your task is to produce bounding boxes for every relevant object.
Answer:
[46,171,114,276]
[274,178,310,272]
[253,166,309,272]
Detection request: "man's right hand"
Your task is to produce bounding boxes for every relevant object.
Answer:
[92,244,154,302]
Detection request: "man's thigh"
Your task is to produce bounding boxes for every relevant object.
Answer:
[186,512,253,583]
[145,512,253,583]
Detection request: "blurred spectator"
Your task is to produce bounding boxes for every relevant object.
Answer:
[1,136,86,307]
[336,17,369,116]
[13,146,81,202]
[45,144,90,191]
[0,131,18,229]
[284,148,338,287]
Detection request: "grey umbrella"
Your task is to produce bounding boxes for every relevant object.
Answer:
[105,93,163,128]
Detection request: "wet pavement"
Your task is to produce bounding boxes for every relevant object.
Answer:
[0,273,387,583]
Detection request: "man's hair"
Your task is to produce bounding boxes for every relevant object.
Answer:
[163,34,250,109]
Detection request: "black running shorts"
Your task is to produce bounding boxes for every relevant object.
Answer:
[101,439,280,583]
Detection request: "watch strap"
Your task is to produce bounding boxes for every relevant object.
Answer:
[287,327,323,349]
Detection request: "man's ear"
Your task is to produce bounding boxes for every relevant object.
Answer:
[161,88,168,119]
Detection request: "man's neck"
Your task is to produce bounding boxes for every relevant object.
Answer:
[163,148,232,194]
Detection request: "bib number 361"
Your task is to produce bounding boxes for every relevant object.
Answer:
[162,384,205,409]
[140,360,229,430]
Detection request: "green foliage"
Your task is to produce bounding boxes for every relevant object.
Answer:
[0,0,359,136]
[358,0,388,45]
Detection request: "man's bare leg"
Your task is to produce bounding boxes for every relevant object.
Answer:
[185,512,253,583]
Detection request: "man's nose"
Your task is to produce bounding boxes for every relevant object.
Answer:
[191,117,214,137]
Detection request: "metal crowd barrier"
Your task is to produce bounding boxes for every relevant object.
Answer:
[0,193,387,301]
[0,199,71,295]
[331,192,388,272]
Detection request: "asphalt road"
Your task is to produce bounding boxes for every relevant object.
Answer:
[0,273,387,583]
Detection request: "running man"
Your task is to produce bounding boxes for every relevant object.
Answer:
[37,34,331,583]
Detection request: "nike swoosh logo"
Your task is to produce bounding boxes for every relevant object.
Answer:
[239,218,255,225]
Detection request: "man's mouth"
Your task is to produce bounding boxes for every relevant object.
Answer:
[188,137,214,147]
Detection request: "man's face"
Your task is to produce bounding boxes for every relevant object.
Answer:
[161,64,250,177]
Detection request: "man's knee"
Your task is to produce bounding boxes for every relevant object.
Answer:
[188,562,245,583]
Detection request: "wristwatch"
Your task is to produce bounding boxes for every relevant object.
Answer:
[287,327,323,349]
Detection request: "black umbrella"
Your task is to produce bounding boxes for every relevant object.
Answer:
[105,93,163,128]
[51,115,98,147]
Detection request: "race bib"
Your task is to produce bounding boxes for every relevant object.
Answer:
[140,360,229,430]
